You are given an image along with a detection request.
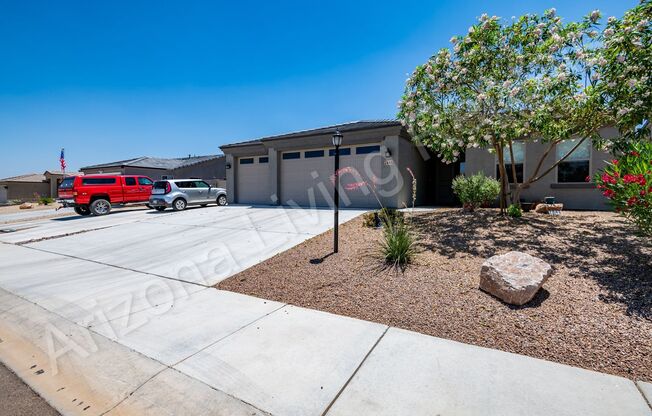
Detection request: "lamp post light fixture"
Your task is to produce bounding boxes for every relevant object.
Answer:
[332,129,343,253]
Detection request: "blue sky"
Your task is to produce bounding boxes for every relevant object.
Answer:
[0,0,636,177]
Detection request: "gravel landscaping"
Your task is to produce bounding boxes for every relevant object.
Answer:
[218,209,652,381]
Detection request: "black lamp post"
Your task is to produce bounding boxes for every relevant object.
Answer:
[332,129,343,253]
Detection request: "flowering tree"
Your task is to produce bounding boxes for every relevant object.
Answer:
[595,141,652,235]
[398,9,613,210]
[595,0,652,144]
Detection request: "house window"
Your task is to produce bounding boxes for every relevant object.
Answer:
[282,152,301,160]
[329,148,351,156]
[356,145,381,155]
[305,150,324,158]
[239,158,254,165]
[557,139,591,183]
[496,142,525,183]
[259,157,269,163]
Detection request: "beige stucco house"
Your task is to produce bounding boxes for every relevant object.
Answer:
[0,171,81,204]
[219,120,614,211]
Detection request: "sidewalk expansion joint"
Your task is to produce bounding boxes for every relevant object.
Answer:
[14,226,115,245]
[635,381,652,412]
[21,245,211,288]
[320,325,390,416]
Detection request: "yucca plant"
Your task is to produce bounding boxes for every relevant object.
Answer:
[380,219,415,269]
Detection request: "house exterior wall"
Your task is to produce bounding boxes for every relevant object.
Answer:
[79,157,225,182]
[222,126,415,209]
[0,182,51,202]
[465,126,617,210]
[171,157,226,180]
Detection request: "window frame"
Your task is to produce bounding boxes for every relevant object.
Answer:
[555,139,592,184]
[304,150,325,158]
[329,148,351,156]
[495,141,526,184]
[259,156,269,163]
[282,152,301,160]
[355,145,381,155]
[239,157,254,165]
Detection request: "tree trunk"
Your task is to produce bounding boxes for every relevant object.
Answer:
[508,141,520,206]
[495,145,508,215]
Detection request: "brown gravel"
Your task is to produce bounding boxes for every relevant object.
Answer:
[218,209,652,381]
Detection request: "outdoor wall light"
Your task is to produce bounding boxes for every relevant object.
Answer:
[225,163,232,169]
[384,148,392,158]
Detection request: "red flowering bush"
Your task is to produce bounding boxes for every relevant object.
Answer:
[595,141,652,236]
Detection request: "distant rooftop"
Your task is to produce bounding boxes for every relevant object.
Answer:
[220,120,402,149]
[81,154,223,171]
[0,173,46,183]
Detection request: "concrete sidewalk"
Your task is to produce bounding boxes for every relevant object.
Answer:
[1,264,650,415]
[0,207,651,415]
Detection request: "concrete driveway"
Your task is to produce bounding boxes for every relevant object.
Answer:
[2,205,365,286]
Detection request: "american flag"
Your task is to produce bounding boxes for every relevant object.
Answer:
[60,148,66,172]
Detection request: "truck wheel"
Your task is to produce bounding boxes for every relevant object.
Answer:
[172,198,187,211]
[74,206,91,216]
[155,206,166,211]
[90,199,111,216]
[217,195,227,206]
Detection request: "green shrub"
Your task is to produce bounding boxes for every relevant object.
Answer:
[362,212,378,227]
[507,204,523,218]
[452,173,501,211]
[39,196,55,205]
[595,141,652,236]
[380,221,415,268]
[378,207,404,226]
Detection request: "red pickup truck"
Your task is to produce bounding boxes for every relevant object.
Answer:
[58,175,154,216]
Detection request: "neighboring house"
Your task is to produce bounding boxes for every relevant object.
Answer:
[0,171,82,204]
[219,120,614,210]
[80,155,226,186]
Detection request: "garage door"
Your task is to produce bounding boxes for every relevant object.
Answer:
[236,156,271,205]
[280,145,383,208]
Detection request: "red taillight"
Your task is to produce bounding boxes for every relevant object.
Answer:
[165,182,171,194]
[72,191,78,196]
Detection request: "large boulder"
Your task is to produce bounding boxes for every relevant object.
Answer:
[480,251,552,306]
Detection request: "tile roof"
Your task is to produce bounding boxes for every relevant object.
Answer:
[0,173,46,183]
[220,120,402,149]
[81,154,223,170]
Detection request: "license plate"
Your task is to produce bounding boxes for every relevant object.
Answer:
[152,189,165,195]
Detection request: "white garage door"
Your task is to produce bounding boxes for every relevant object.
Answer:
[236,156,271,205]
[280,145,383,208]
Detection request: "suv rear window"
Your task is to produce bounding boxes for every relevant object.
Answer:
[59,177,75,189]
[153,181,168,189]
[82,177,116,185]
[175,181,196,188]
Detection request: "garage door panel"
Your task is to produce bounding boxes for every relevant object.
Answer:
[280,147,382,208]
[237,159,270,205]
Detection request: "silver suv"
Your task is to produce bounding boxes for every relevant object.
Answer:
[149,179,227,211]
